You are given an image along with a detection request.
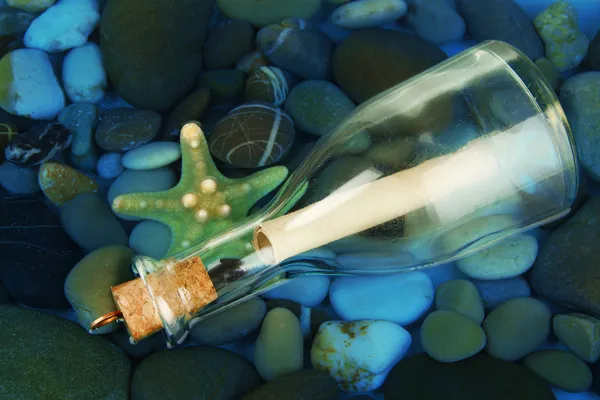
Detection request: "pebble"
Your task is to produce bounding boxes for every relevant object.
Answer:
[64,245,135,334]
[0,161,39,194]
[312,320,412,391]
[242,369,340,400]
[24,0,99,52]
[131,346,261,400]
[197,69,247,105]
[236,51,269,73]
[560,73,600,181]
[96,92,134,113]
[472,276,531,310]
[384,353,556,399]
[254,308,304,381]
[58,103,98,157]
[96,152,124,179]
[69,146,98,173]
[332,29,446,103]
[534,1,589,71]
[584,30,600,71]
[0,304,130,399]
[257,19,333,81]
[535,57,561,91]
[108,328,166,359]
[553,313,600,363]
[38,162,98,206]
[483,297,551,361]
[455,0,544,61]
[7,0,55,11]
[525,350,592,393]
[435,279,484,324]
[0,188,81,308]
[161,87,211,140]
[406,0,466,45]
[95,108,162,152]
[204,19,254,70]
[0,48,65,119]
[285,80,355,137]
[330,272,433,325]
[121,142,181,170]
[262,276,330,307]
[217,0,322,27]
[60,192,128,252]
[209,102,295,168]
[5,122,71,167]
[331,0,408,29]
[62,42,107,103]
[245,66,294,107]
[190,297,266,346]
[128,220,171,259]
[421,310,487,363]
[265,299,333,339]
[530,198,600,317]
[101,0,213,111]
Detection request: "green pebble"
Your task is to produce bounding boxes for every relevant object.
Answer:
[436,279,484,324]
[524,350,592,393]
[553,313,600,363]
[421,310,487,363]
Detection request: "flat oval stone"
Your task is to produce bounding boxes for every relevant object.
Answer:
[95,108,161,152]
[122,142,181,170]
[473,276,531,310]
[38,162,99,206]
[524,350,592,393]
[406,0,466,45]
[217,0,321,27]
[332,0,408,29]
[435,279,484,324]
[553,313,600,363]
[204,19,254,70]
[242,370,340,400]
[97,152,124,179]
[129,220,171,259]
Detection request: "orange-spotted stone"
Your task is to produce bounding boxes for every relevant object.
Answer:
[0,122,17,163]
[38,162,98,205]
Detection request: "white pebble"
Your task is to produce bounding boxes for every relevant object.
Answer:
[332,0,408,29]
[330,272,433,325]
[24,0,100,52]
[262,276,330,307]
[62,43,106,103]
[97,152,124,179]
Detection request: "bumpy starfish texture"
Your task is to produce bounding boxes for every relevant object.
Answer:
[112,122,289,257]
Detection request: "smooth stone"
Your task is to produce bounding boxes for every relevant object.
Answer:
[535,57,561,91]
[435,279,484,324]
[285,80,355,137]
[70,146,98,173]
[58,103,97,157]
[97,152,124,179]
[242,369,340,400]
[197,69,246,105]
[384,353,556,400]
[62,42,106,103]
[483,297,551,361]
[122,142,181,170]
[190,297,266,346]
[7,0,55,11]
[161,87,211,140]
[0,161,39,194]
[245,66,294,107]
[312,320,412,391]
[560,73,600,181]
[332,29,446,103]
[128,220,171,259]
[525,350,592,393]
[108,328,166,359]
[421,310,487,363]
[64,245,134,334]
[204,19,254,70]
[330,272,433,326]
[265,299,334,339]
[0,304,130,399]
[553,313,600,363]
[60,192,128,252]
[0,188,81,308]
[332,0,408,29]
[472,276,531,309]
[24,0,99,52]
[101,0,213,111]
[38,162,98,206]
[95,108,162,152]
[534,1,589,71]
[254,307,304,381]
[217,0,322,27]
[96,92,134,113]
[406,0,466,44]
[262,275,330,307]
[529,198,600,317]
[584,30,600,71]
[455,0,544,60]
[0,285,7,303]
[0,48,65,119]
[131,346,261,400]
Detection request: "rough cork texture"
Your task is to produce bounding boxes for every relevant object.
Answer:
[111,256,217,343]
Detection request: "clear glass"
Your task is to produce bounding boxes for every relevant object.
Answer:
[130,40,578,346]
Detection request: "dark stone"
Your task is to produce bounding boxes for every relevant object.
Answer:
[131,346,261,400]
[161,87,211,140]
[204,19,254,70]
[0,304,130,400]
[456,0,544,60]
[108,328,166,359]
[0,188,82,308]
[197,69,247,105]
[4,122,71,166]
[592,361,600,395]
[584,30,600,71]
[0,285,8,303]
[384,353,556,400]
[101,0,214,111]
[94,108,161,152]
[242,369,340,400]
[530,198,600,318]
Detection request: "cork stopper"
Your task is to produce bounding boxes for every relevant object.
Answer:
[111,256,217,343]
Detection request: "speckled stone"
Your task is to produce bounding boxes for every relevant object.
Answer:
[95,108,161,152]
[553,313,600,363]
[204,19,254,70]
[245,66,294,107]
[525,350,592,393]
[38,162,98,206]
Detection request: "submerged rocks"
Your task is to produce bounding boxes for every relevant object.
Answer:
[245,66,292,107]
[406,0,466,45]
[204,19,254,70]
[4,122,71,166]
[58,103,98,157]
[242,369,340,400]
[121,142,181,170]
[217,0,322,27]
[95,108,161,152]
[331,0,408,29]
[525,350,592,393]
[62,42,107,103]
[553,313,600,363]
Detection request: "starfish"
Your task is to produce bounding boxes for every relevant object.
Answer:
[112,122,289,258]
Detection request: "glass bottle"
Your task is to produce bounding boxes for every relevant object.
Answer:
[96,40,579,347]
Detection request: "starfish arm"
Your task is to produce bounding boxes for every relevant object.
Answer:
[224,166,288,213]
[112,191,183,222]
